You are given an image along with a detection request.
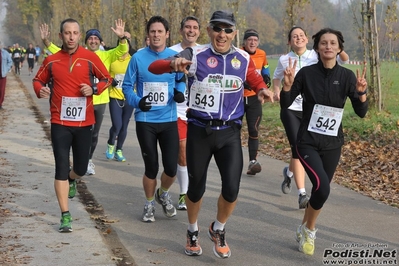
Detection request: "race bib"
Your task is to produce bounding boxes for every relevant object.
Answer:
[189,81,220,113]
[114,74,125,89]
[308,104,343,136]
[28,54,34,59]
[60,97,87,121]
[143,82,168,106]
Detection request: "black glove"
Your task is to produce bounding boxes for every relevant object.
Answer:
[243,82,251,90]
[173,88,185,103]
[111,78,118,87]
[262,74,271,88]
[139,95,152,112]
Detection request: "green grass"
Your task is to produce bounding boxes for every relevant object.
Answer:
[263,59,399,134]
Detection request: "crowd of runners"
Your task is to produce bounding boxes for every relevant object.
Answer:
[1,9,368,260]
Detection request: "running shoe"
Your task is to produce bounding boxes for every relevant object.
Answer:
[86,160,95,175]
[298,193,310,209]
[114,149,126,162]
[208,222,231,259]
[154,189,177,218]
[296,224,303,242]
[142,202,155,222]
[185,230,202,256]
[299,224,317,255]
[68,179,76,199]
[177,194,187,210]
[281,166,292,194]
[246,160,261,175]
[59,212,73,233]
[106,144,115,160]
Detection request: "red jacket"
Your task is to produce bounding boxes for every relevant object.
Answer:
[33,46,111,127]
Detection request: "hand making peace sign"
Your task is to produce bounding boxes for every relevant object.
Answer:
[282,57,297,90]
[356,64,367,95]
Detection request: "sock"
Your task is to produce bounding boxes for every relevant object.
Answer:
[146,197,154,204]
[286,168,294,178]
[62,211,70,216]
[188,222,198,233]
[298,188,306,196]
[159,187,168,196]
[177,164,188,195]
[213,220,226,231]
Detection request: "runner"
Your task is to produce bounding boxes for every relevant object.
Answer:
[33,18,112,233]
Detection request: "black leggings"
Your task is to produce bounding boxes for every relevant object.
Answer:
[186,123,243,203]
[297,146,341,210]
[244,95,262,161]
[51,124,92,179]
[280,108,302,158]
[89,103,106,159]
[135,121,179,179]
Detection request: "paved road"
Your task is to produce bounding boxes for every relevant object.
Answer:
[1,66,398,266]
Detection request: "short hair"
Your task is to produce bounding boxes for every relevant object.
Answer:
[146,16,169,34]
[312,28,345,51]
[60,18,80,33]
[180,16,200,30]
[287,26,307,42]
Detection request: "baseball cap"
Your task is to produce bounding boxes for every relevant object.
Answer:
[209,11,236,26]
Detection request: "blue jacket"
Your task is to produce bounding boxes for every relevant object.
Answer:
[1,49,13,78]
[122,46,185,123]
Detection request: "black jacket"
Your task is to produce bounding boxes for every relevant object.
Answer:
[280,60,368,150]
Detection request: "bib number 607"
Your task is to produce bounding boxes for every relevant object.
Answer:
[66,106,83,117]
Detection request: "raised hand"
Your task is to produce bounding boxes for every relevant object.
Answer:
[356,64,367,95]
[40,24,50,41]
[283,57,297,88]
[111,19,126,38]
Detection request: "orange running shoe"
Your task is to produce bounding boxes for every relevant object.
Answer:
[208,222,231,258]
[185,230,202,256]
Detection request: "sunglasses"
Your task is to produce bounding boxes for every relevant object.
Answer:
[212,26,234,34]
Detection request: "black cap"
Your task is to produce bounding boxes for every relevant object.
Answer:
[209,11,236,26]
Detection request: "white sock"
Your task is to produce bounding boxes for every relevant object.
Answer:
[188,222,198,232]
[298,188,306,196]
[213,220,226,231]
[286,168,294,178]
[177,164,188,195]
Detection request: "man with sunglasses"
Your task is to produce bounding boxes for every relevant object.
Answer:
[149,10,273,259]
[39,20,129,177]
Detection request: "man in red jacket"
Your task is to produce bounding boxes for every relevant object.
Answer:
[33,18,111,233]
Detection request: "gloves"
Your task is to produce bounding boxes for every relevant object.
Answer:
[243,82,251,90]
[111,78,118,87]
[263,74,271,88]
[173,88,185,103]
[138,95,152,111]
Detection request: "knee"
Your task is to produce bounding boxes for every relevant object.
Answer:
[309,187,330,210]
[187,189,204,203]
[221,187,239,203]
